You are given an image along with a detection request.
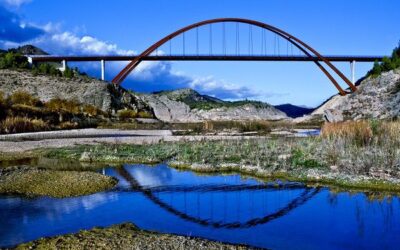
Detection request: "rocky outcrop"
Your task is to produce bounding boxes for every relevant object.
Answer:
[142,89,288,122]
[194,104,287,121]
[296,68,400,122]
[0,69,288,122]
[140,94,201,122]
[0,69,152,115]
[9,45,48,55]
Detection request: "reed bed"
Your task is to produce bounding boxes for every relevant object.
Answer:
[0,116,49,134]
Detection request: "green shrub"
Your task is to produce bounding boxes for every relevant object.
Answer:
[63,67,75,78]
[0,116,49,134]
[366,42,400,78]
[32,63,62,77]
[8,90,40,106]
[290,148,322,168]
[117,109,137,120]
[0,52,29,69]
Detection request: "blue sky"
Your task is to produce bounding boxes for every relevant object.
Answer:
[0,0,399,107]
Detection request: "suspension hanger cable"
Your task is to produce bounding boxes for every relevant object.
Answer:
[222,22,226,55]
[261,27,264,55]
[209,24,213,55]
[169,39,172,56]
[196,27,199,55]
[183,32,185,55]
[264,29,267,55]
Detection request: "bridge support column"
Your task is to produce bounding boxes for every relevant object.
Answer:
[350,60,356,84]
[100,60,105,81]
[61,60,67,72]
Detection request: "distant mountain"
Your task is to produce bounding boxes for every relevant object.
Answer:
[8,45,48,55]
[274,104,314,118]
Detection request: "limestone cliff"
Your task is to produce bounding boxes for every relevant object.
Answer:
[0,69,288,122]
[141,88,288,122]
[296,68,400,122]
[0,69,153,115]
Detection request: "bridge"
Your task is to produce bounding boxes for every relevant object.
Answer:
[27,18,387,96]
[116,166,321,229]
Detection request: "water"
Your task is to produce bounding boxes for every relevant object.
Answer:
[0,164,399,249]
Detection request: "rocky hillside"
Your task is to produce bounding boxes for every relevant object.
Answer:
[0,69,153,115]
[297,68,400,122]
[0,69,288,122]
[140,88,288,122]
[9,45,48,55]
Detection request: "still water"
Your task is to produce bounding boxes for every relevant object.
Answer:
[0,164,399,249]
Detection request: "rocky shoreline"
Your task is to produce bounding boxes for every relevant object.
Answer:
[168,161,400,193]
[15,223,254,250]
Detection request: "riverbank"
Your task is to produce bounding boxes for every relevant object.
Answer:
[1,120,399,194]
[1,139,397,194]
[15,223,251,250]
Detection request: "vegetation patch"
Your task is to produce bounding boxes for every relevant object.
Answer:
[16,223,246,250]
[0,166,117,198]
[0,90,104,134]
[367,42,400,78]
[41,120,400,191]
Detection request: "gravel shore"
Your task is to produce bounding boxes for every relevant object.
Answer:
[15,223,254,250]
[0,129,268,153]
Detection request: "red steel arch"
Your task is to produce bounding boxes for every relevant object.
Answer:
[112,18,357,95]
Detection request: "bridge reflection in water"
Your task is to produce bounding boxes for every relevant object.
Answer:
[117,166,320,229]
[1,164,399,249]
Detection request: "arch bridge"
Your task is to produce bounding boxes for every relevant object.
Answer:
[117,166,320,229]
[28,18,386,96]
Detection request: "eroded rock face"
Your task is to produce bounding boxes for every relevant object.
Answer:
[141,93,288,122]
[297,68,400,122]
[0,69,289,122]
[323,109,344,122]
[140,94,201,122]
[0,69,152,115]
[194,104,288,121]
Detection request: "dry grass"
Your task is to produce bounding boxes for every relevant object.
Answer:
[117,109,137,121]
[58,121,79,130]
[45,98,81,114]
[8,90,40,106]
[321,121,373,146]
[83,104,98,116]
[0,90,5,106]
[0,91,6,119]
[137,111,153,118]
[321,120,400,146]
[0,116,49,134]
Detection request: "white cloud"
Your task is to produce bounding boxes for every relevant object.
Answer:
[1,0,31,7]
[32,31,136,56]
[1,7,281,101]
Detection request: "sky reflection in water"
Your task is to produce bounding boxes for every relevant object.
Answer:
[0,164,399,249]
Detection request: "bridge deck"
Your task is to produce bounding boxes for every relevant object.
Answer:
[29,55,385,62]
